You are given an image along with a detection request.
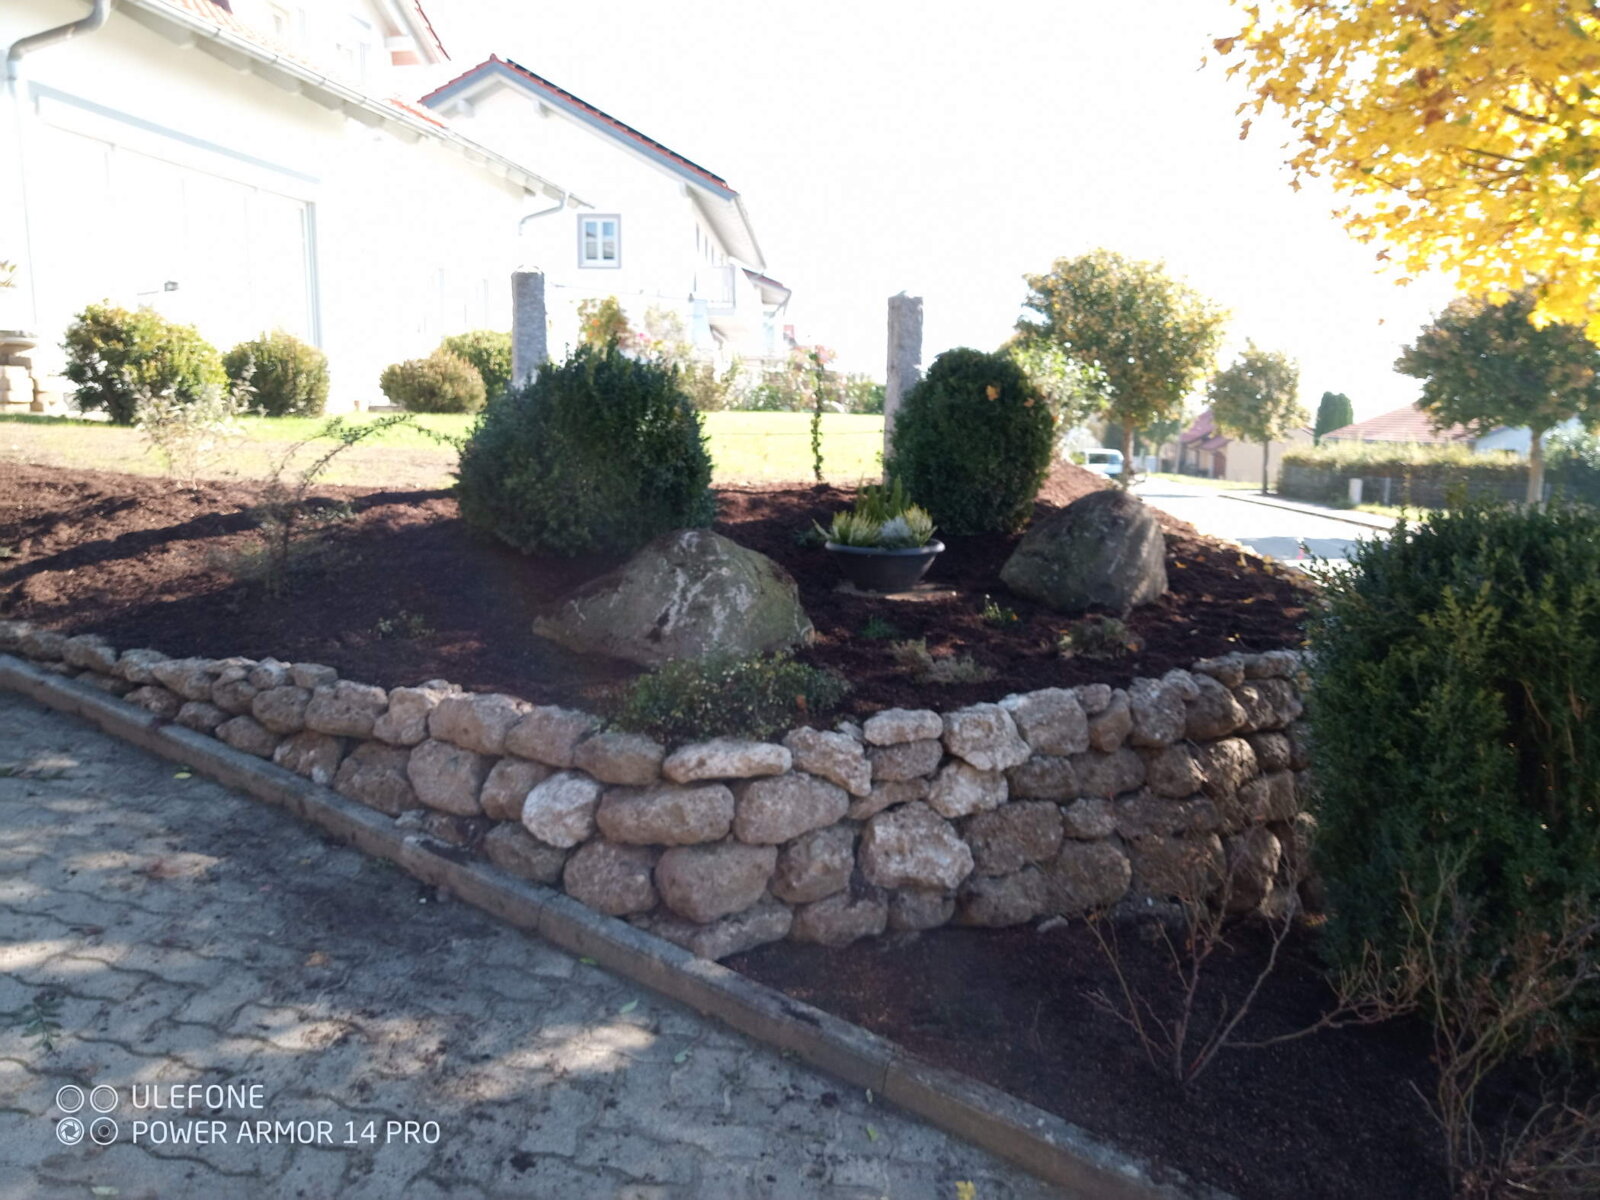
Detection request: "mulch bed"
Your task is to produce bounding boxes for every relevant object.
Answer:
[0,460,1309,715]
[733,920,1458,1200]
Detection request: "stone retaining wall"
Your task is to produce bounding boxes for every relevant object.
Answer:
[0,618,1315,961]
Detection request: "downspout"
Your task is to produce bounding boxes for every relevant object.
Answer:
[5,0,113,334]
[5,0,112,80]
[518,191,571,231]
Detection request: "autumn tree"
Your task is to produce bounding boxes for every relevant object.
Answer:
[1221,2,1600,339]
[1207,343,1306,495]
[1396,290,1600,504]
[1313,392,1354,444]
[1017,250,1227,485]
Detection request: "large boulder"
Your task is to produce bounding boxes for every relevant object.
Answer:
[531,530,813,666]
[999,489,1166,615]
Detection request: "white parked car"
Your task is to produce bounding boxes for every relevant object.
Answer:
[1079,448,1127,477]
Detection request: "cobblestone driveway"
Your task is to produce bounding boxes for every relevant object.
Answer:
[0,692,1063,1199]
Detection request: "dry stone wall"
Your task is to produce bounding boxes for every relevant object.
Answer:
[0,619,1316,961]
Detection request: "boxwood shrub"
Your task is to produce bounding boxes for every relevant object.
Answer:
[379,349,486,413]
[456,344,715,557]
[439,330,513,401]
[885,347,1054,534]
[223,330,329,417]
[63,302,225,425]
[1308,503,1600,1047]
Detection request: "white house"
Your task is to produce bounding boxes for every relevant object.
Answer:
[418,56,792,372]
[1,0,584,411]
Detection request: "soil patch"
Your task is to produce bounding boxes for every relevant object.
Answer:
[734,920,1454,1200]
[0,461,1308,714]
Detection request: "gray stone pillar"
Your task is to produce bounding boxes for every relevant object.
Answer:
[883,292,923,470]
[511,269,548,387]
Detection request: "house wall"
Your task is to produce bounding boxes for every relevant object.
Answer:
[441,80,782,369]
[3,0,527,411]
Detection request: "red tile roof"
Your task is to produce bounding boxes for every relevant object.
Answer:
[420,55,735,195]
[1321,404,1473,445]
[146,1,448,128]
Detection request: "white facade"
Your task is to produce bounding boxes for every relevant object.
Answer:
[421,58,790,371]
[1473,417,1583,457]
[2,0,577,411]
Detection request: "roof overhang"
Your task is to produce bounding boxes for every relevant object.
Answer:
[118,1,580,205]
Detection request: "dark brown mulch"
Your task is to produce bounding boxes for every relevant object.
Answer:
[733,920,1454,1200]
[0,461,1309,714]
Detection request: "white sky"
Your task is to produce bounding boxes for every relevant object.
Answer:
[421,0,1458,422]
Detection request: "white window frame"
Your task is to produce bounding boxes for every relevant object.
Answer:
[578,214,622,268]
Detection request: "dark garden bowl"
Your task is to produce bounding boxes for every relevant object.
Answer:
[824,540,945,593]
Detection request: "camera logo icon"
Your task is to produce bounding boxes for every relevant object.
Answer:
[89,1118,119,1146]
[56,1117,84,1146]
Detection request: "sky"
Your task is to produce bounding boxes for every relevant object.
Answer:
[420,0,1460,422]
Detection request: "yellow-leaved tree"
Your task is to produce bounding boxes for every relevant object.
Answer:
[1220,2,1600,338]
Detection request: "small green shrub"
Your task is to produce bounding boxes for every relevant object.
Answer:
[224,330,329,417]
[886,347,1054,534]
[62,302,225,425]
[611,653,850,742]
[888,639,995,684]
[379,349,486,414]
[134,378,248,486]
[980,595,1019,627]
[456,345,715,557]
[1308,503,1600,1051]
[1058,615,1141,658]
[859,615,901,641]
[439,330,513,400]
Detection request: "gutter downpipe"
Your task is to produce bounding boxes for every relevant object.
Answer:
[5,0,113,333]
[518,190,572,231]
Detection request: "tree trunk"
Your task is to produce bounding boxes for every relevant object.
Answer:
[1261,439,1270,495]
[1527,426,1547,507]
[1120,423,1135,488]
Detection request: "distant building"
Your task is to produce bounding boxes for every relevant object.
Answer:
[1175,408,1312,484]
[1320,404,1580,456]
[419,55,792,373]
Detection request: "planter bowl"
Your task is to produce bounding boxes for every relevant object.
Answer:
[824,540,944,593]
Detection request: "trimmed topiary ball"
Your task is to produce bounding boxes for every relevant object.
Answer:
[456,344,716,557]
[885,347,1054,534]
[379,349,487,414]
[223,330,329,417]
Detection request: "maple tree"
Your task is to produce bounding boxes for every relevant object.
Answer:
[1017,250,1227,485]
[1221,2,1600,339]
[1396,289,1600,503]
[1207,342,1306,494]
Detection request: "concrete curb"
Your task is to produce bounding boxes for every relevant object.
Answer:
[1216,490,1396,531]
[2,654,1232,1200]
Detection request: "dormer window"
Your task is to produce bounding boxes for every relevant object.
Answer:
[579,215,621,268]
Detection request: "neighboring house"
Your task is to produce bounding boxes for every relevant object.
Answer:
[1175,408,1312,484]
[1320,404,1580,456]
[419,55,792,373]
[2,0,582,410]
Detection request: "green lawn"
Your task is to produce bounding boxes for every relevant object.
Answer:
[0,410,885,489]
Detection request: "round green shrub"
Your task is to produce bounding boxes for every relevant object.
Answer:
[379,349,486,413]
[223,330,329,417]
[438,330,513,400]
[611,652,851,742]
[62,302,225,425]
[456,344,715,557]
[885,347,1054,534]
[1309,503,1600,1046]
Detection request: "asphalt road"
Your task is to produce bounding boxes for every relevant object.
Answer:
[1132,479,1389,569]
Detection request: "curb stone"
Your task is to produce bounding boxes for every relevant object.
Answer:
[0,653,1234,1200]
[1216,490,1397,531]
